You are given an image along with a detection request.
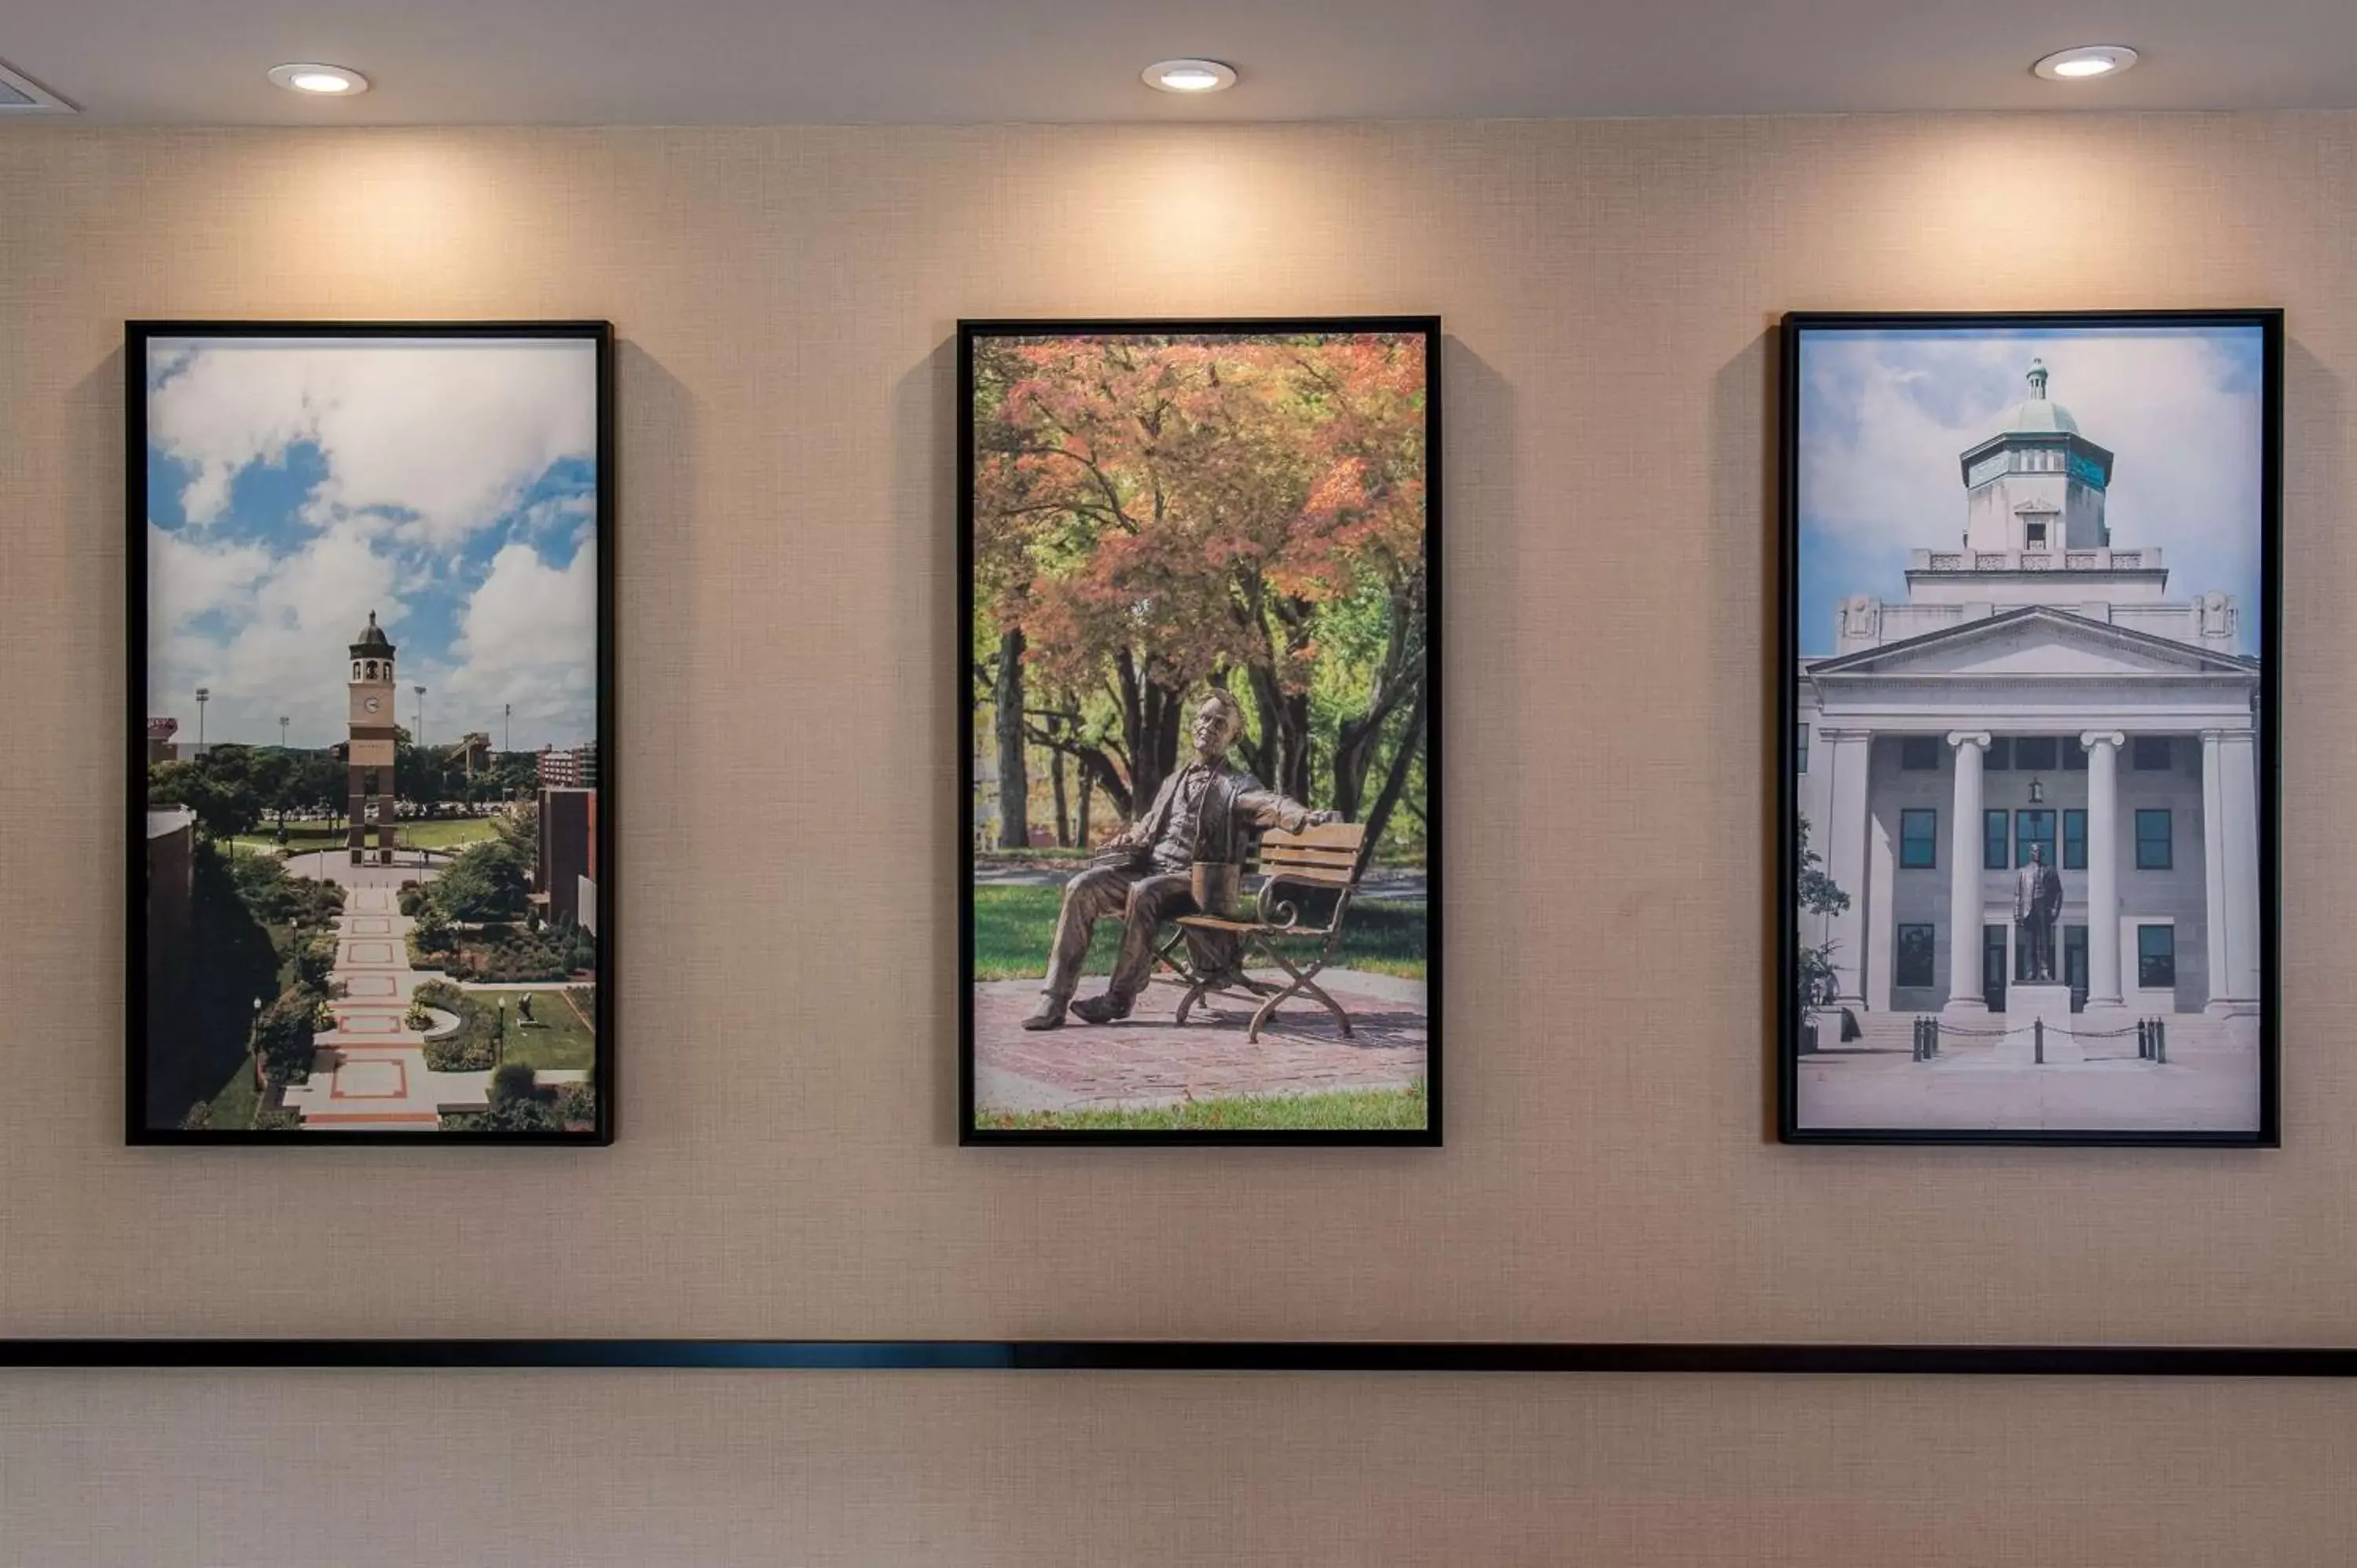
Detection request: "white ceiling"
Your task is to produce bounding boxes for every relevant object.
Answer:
[5,0,2355,126]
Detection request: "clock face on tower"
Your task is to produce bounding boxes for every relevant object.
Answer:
[364,697,382,714]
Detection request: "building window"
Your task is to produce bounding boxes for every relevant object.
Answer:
[1796,723,1809,775]
[2138,925,2177,988]
[2132,735,2172,771]
[2135,808,2172,870]
[2013,735,2058,771]
[1985,737,2013,771]
[2014,809,2056,869]
[1983,809,2009,870]
[1895,923,1936,989]
[2025,520,2047,548]
[2062,738,2086,771]
[1899,736,1940,771]
[1900,808,1937,869]
[2063,808,2087,870]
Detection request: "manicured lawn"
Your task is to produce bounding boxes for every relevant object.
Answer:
[489,987,596,1072]
[977,1080,1427,1133]
[203,1059,262,1130]
[230,818,501,856]
[970,882,1427,981]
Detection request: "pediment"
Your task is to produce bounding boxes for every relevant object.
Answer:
[1809,607,2255,680]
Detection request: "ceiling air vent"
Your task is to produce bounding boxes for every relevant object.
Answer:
[0,57,75,114]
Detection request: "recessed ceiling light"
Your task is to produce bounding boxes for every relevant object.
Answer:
[1142,59,1237,94]
[2032,45,2139,82]
[268,62,370,96]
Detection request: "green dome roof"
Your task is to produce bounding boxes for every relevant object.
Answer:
[1989,358,2080,437]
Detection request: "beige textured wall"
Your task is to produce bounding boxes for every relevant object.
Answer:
[3,114,2355,1563]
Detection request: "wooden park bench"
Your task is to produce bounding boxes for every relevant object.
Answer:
[1161,821,1369,1043]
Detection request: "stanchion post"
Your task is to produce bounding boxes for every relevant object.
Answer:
[2034,1017,2044,1065]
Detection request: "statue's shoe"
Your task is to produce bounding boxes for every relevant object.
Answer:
[1019,1000,1067,1031]
[1070,993,1132,1025]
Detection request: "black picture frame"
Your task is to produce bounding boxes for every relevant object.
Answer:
[957,317,1444,1146]
[1776,310,2282,1146]
[126,320,617,1146]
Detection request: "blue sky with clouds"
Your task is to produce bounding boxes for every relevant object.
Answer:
[1796,324,2266,658]
[145,336,598,752]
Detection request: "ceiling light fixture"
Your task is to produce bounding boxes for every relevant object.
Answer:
[2032,45,2139,82]
[1142,59,1237,95]
[268,62,370,96]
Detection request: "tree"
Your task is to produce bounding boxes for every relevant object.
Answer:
[250,987,318,1086]
[433,837,530,923]
[992,628,1030,848]
[148,755,262,843]
[971,333,1429,838]
[1795,815,1852,1008]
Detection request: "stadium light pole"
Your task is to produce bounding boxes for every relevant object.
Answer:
[193,687,209,749]
[414,685,427,749]
[279,715,290,749]
[504,702,511,753]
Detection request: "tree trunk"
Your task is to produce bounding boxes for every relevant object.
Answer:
[1357,683,1429,873]
[1049,734,1070,848]
[1077,768,1094,849]
[992,628,1030,849]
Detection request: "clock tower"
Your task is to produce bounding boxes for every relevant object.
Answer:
[346,611,399,864]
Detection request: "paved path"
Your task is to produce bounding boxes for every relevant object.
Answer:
[277,886,493,1130]
[281,850,445,890]
[1797,1012,2262,1134]
[973,968,1428,1114]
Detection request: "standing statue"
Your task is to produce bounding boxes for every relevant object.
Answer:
[2014,841,2064,984]
[1022,691,1336,1031]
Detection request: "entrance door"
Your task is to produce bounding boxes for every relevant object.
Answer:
[1981,925,2008,1015]
[2063,925,2088,1013]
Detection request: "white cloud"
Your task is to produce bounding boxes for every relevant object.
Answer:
[148,337,596,547]
[148,526,272,644]
[148,518,409,747]
[1799,329,2264,651]
[433,540,599,749]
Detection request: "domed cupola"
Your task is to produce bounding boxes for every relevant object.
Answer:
[348,610,397,683]
[1956,360,2117,554]
[1989,358,2083,436]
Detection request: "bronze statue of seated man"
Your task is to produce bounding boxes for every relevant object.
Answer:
[1022,691,1335,1030]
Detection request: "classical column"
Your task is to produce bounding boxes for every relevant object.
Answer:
[2201,730,2229,1009]
[1941,731,1991,1018]
[2080,731,2126,1014]
[2207,726,2264,1014]
[1820,729,1874,1008]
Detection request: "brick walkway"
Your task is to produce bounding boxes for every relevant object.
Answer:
[973,970,1428,1113]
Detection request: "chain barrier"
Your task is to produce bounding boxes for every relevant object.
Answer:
[1908,1014,2171,1064]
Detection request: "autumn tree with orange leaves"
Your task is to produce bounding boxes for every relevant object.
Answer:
[971,332,1428,863]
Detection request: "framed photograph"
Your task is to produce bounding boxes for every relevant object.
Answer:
[1778,310,2281,1145]
[959,317,1442,1145]
[129,321,614,1144]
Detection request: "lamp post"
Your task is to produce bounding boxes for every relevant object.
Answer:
[193,687,209,750]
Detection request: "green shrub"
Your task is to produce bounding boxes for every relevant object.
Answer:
[433,838,530,923]
[249,988,319,1086]
[252,1107,303,1131]
[555,1082,596,1130]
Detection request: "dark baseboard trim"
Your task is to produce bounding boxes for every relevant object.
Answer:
[1,1341,2353,1376]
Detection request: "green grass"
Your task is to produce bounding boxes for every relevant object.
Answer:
[492,988,596,1072]
[977,1080,1427,1133]
[203,1059,262,1130]
[229,818,500,856]
[970,883,1427,981]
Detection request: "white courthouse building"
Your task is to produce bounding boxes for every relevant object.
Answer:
[1795,361,2262,1025]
